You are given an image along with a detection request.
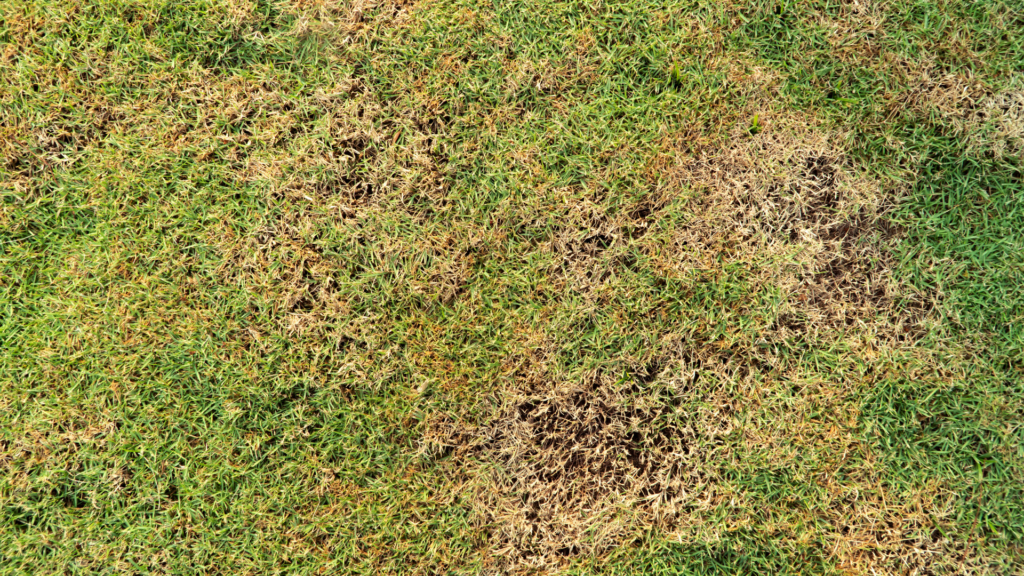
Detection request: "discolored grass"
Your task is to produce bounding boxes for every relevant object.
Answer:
[2,0,1023,574]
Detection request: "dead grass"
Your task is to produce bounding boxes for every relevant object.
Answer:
[4,0,1021,573]
[974,90,1024,158]
[815,2,1023,162]
[895,62,1024,158]
[427,366,735,570]
[657,110,927,337]
[0,412,118,507]
[424,104,946,570]
[429,349,973,573]
[281,0,420,41]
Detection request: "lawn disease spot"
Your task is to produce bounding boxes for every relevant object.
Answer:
[661,112,932,336]
[4,0,1020,573]
[428,371,733,569]
[422,110,945,569]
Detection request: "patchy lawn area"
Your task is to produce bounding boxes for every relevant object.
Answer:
[2,1,1023,573]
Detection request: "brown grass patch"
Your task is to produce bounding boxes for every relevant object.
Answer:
[424,107,945,571]
[281,0,420,39]
[209,54,458,330]
[883,58,986,126]
[0,62,128,202]
[233,80,451,219]
[214,208,475,345]
[427,368,735,569]
[537,194,625,300]
[656,111,928,336]
[884,59,1023,158]
[0,415,118,502]
[217,210,341,333]
[817,5,1020,161]
[973,89,1024,158]
[710,349,987,574]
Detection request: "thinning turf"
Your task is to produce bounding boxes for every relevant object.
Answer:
[2,0,1023,574]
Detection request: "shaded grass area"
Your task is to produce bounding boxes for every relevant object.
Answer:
[2,0,1023,573]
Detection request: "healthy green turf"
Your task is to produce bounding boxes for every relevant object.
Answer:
[2,0,1022,574]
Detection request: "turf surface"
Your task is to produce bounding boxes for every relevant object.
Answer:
[2,0,1023,573]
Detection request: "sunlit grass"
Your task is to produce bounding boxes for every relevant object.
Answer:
[2,0,1022,573]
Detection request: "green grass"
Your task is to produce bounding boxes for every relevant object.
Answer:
[2,0,1023,573]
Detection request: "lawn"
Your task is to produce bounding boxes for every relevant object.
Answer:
[2,0,1023,574]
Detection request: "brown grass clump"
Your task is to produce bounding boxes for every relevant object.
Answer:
[217,211,341,330]
[537,195,625,301]
[0,414,118,504]
[884,59,986,126]
[657,111,925,335]
[427,368,736,569]
[211,72,457,329]
[816,5,1020,161]
[885,59,1023,158]
[235,82,450,219]
[973,90,1024,158]
[281,0,420,40]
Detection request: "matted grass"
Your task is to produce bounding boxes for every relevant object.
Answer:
[2,0,1023,574]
